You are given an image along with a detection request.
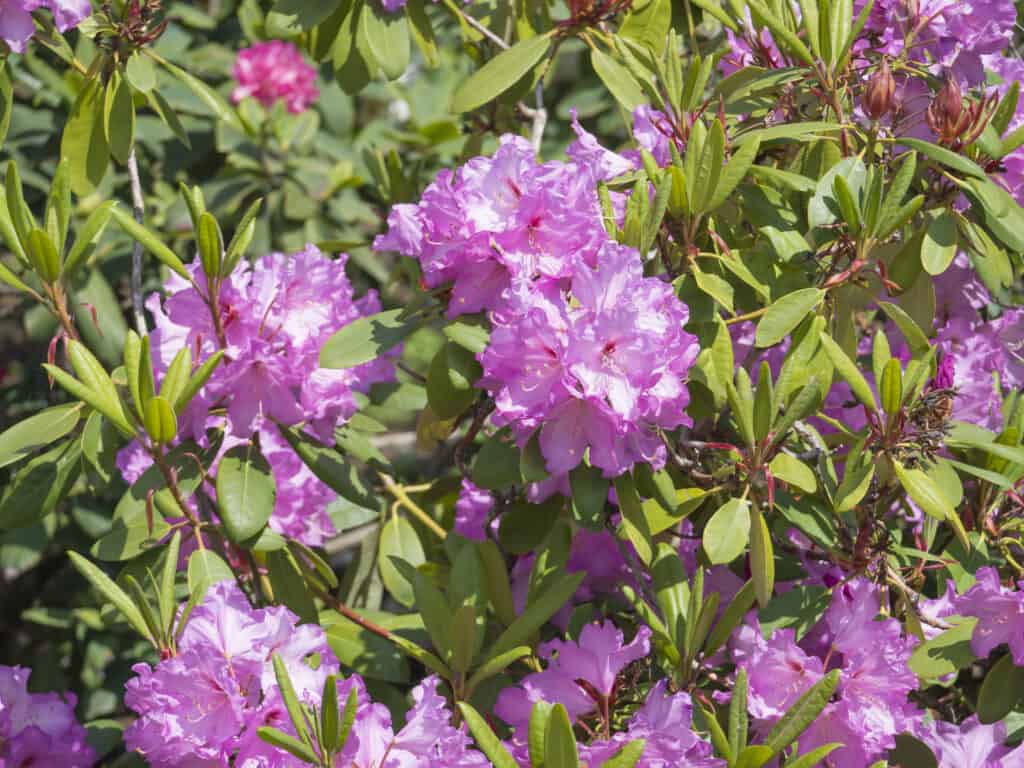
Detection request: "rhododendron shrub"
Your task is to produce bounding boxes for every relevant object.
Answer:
[4,0,1024,767]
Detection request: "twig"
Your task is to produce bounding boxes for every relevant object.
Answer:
[447,1,509,49]
[520,81,548,154]
[316,588,395,642]
[126,147,147,335]
[380,473,448,539]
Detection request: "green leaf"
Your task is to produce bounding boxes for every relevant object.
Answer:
[186,549,233,599]
[257,727,319,763]
[786,744,844,768]
[125,52,157,92]
[546,703,580,768]
[197,212,223,278]
[707,137,761,211]
[768,453,816,493]
[90,517,170,561]
[110,206,190,279]
[27,227,61,283]
[443,322,489,355]
[157,56,237,124]
[755,289,824,348]
[893,461,968,549]
[143,396,177,445]
[378,517,425,608]
[499,498,561,555]
[615,473,653,565]
[977,653,1024,724]
[458,703,519,768]
[599,740,647,768]
[921,210,958,275]
[908,618,978,679]
[216,443,276,545]
[321,675,341,754]
[104,73,135,166]
[749,505,775,607]
[451,34,552,113]
[877,301,931,355]
[426,342,480,419]
[703,498,750,564]
[271,654,313,745]
[64,201,115,278]
[818,332,876,411]
[68,551,154,644]
[361,1,410,80]
[267,549,318,623]
[569,463,609,529]
[0,403,82,469]
[619,0,671,54]
[0,66,12,148]
[879,358,903,416]
[764,670,841,754]
[486,571,584,660]
[320,309,418,369]
[897,137,986,179]
[466,645,531,695]
[471,432,523,491]
[591,47,647,111]
[61,80,108,196]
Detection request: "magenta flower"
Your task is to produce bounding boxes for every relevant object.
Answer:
[0,665,95,767]
[731,579,921,766]
[124,581,338,766]
[481,242,699,478]
[578,681,724,767]
[495,621,651,734]
[232,40,319,114]
[953,566,1024,664]
[919,715,1024,767]
[115,245,395,546]
[0,0,89,52]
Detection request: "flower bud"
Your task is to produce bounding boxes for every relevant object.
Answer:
[862,59,896,121]
[926,75,971,143]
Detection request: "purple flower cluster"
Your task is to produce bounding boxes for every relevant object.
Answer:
[953,566,1024,664]
[919,715,1024,767]
[480,242,698,478]
[117,245,395,546]
[232,41,320,114]
[731,581,921,766]
[0,665,95,767]
[377,135,699,479]
[857,0,1016,84]
[495,622,721,767]
[124,581,485,767]
[0,0,90,52]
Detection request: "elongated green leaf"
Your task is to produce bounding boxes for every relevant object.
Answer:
[764,670,840,753]
[546,703,580,768]
[216,443,276,544]
[68,551,154,644]
[818,332,876,411]
[909,618,977,679]
[451,34,552,113]
[756,289,824,348]
[486,572,584,660]
[897,137,986,179]
[0,403,82,469]
[362,1,410,79]
[458,703,519,768]
[111,207,189,279]
[591,47,647,111]
[186,548,233,599]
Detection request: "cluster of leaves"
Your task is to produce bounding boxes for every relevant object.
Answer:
[2,0,1024,766]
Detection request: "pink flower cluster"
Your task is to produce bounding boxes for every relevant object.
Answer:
[232,41,320,114]
[377,136,700,479]
[117,245,395,546]
[124,581,484,767]
[0,0,91,52]
[0,665,95,767]
[495,621,722,767]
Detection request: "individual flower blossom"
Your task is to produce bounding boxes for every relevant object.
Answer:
[731,579,921,766]
[0,0,90,52]
[124,581,338,766]
[578,681,724,768]
[0,665,95,767]
[232,40,319,114]
[858,0,1016,84]
[953,566,1024,664]
[374,135,609,319]
[116,245,395,546]
[453,479,494,541]
[495,621,651,735]
[480,242,699,478]
[918,715,1024,767]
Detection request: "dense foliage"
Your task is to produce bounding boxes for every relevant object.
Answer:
[3,0,1024,766]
